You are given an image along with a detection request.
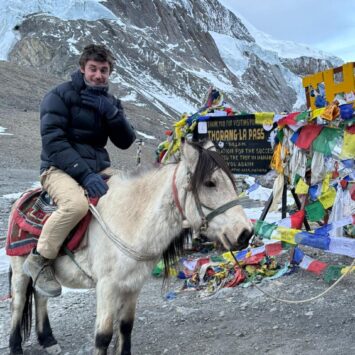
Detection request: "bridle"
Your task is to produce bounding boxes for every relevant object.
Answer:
[88,158,241,263]
[172,162,240,233]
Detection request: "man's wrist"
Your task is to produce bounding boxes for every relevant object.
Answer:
[105,106,119,120]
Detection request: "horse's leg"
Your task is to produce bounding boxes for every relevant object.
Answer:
[34,292,61,354]
[94,279,116,355]
[114,292,138,355]
[9,258,31,355]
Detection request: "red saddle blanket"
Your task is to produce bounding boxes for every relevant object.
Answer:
[6,188,97,256]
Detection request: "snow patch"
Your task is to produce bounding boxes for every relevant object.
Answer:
[0,126,13,136]
[67,37,80,55]
[136,131,156,140]
[209,31,248,78]
[2,181,40,200]
[120,92,138,102]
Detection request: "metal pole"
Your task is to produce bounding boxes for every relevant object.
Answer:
[136,139,143,167]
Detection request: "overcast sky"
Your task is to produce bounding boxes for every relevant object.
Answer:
[220,0,355,62]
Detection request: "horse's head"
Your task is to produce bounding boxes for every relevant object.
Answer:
[179,139,254,251]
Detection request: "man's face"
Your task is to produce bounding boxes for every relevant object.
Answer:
[80,60,111,86]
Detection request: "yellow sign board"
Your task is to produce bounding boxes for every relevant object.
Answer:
[302,62,355,110]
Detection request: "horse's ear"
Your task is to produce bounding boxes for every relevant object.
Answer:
[180,140,199,169]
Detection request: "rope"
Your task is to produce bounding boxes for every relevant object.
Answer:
[89,204,158,262]
[229,250,355,304]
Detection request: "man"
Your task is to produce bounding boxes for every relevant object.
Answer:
[23,44,136,297]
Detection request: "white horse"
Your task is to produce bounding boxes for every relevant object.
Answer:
[8,140,253,355]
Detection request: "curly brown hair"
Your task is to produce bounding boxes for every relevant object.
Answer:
[79,44,115,73]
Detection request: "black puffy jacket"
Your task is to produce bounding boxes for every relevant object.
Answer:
[40,70,136,183]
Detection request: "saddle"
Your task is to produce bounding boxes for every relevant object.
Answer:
[6,188,97,256]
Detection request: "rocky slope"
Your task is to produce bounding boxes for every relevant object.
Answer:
[2,0,342,121]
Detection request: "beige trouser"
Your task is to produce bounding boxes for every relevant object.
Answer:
[37,166,114,259]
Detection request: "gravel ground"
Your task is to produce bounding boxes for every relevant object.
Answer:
[0,82,354,354]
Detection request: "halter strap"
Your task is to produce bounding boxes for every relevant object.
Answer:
[172,163,185,218]
[172,162,240,232]
[205,199,240,222]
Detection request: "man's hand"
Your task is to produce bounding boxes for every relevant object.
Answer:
[82,173,109,198]
[81,91,118,119]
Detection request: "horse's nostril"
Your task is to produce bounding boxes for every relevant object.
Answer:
[239,228,253,245]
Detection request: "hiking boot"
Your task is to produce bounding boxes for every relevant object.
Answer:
[23,249,62,297]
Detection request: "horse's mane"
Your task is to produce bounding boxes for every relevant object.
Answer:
[161,140,236,279]
[188,141,236,193]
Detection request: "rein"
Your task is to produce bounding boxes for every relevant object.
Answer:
[89,204,159,262]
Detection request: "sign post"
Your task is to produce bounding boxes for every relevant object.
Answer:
[196,114,274,175]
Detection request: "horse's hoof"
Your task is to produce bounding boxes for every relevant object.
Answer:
[44,343,62,354]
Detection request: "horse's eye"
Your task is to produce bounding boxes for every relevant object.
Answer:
[204,180,216,188]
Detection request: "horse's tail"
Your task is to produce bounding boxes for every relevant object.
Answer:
[9,264,33,340]
[21,277,33,340]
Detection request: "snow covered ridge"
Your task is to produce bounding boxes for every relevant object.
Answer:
[209,31,306,110]
[218,0,342,63]
[1,0,340,65]
[0,0,119,60]
[0,0,341,115]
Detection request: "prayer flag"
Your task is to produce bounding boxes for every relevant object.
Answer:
[273,114,286,123]
[254,220,277,239]
[321,173,331,194]
[295,124,323,149]
[305,200,325,222]
[327,237,355,258]
[319,187,337,209]
[309,184,322,201]
[295,179,309,194]
[296,111,309,122]
[311,107,325,119]
[272,227,299,245]
[299,255,314,269]
[320,104,340,121]
[291,247,304,264]
[255,112,274,125]
[278,112,300,127]
[290,130,300,144]
[250,245,266,256]
[312,127,343,156]
[265,241,283,256]
[295,231,331,250]
[307,260,328,275]
[340,266,355,275]
[278,210,305,229]
[323,265,343,283]
[299,254,327,275]
[340,130,355,159]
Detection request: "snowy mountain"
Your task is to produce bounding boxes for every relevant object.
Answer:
[0,0,342,122]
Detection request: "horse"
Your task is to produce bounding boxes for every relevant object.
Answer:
[8,139,254,355]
